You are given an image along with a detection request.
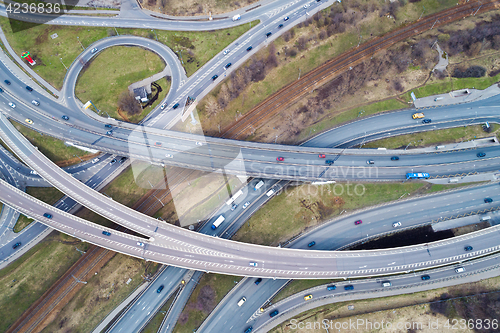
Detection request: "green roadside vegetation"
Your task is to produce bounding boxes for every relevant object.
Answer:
[0,231,87,333]
[14,187,65,232]
[364,124,500,149]
[75,46,165,123]
[10,120,92,165]
[272,279,334,304]
[0,17,257,90]
[143,0,257,17]
[142,294,175,333]
[174,273,242,333]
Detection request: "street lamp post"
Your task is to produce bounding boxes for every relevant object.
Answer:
[77,36,84,50]
[151,29,158,41]
[73,154,83,162]
[59,58,67,70]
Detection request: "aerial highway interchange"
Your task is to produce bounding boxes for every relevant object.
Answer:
[0,0,500,332]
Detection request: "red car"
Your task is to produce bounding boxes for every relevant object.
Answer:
[276,157,284,161]
[318,154,326,158]
[354,220,362,225]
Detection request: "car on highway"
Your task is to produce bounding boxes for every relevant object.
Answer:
[464,246,473,251]
[246,46,253,51]
[304,294,313,301]
[421,275,430,280]
[160,102,167,109]
[32,100,40,106]
[157,285,164,293]
[92,158,100,164]
[422,119,432,124]
[212,75,218,80]
[325,160,334,165]
[303,3,310,8]
[242,201,250,209]
[9,102,16,108]
[155,142,162,146]
[477,152,486,158]
[231,203,238,211]
[278,24,283,28]
[102,231,111,236]
[382,281,392,287]
[308,241,316,247]
[354,220,362,225]
[249,262,258,267]
[62,115,69,120]
[391,156,399,161]
[137,242,145,246]
[120,157,127,163]
[276,157,284,161]
[91,47,98,54]
[412,112,425,119]
[224,63,232,69]
[255,278,262,285]
[30,170,37,175]
[110,158,117,165]
[455,267,465,273]
[284,16,289,21]
[25,118,33,124]
[269,310,279,317]
[12,242,21,249]
[223,49,230,55]
[106,130,113,136]
[244,326,253,333]
[484,197,493,203]
[196,141,203,146]
[392,221,401,228]
[4,80,10,85]
[327,285,336,291]
[318,154,326,158]
[237,296,247,306]
[26,86,33,92]
[104,124,112,128]
[266,32,272,37]
[0,88,3,92]
[172,103,180,109]
[43,213,52,219]
[165,154,173,158]
[344,285,354,290]
[366,160,374,164]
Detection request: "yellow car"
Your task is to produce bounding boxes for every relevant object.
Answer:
[304,294,313,301]
[412,112,425,119]
[25,119,33,124]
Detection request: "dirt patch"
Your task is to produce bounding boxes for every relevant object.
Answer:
[141,0,259,17]
[55,152,100,167]
[116,107,131,122]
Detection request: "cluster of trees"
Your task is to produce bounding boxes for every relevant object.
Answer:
[118,92,142,115]
[452,66,486,78]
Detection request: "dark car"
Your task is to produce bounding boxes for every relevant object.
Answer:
[278,24,283,28]
[354,220,362,225]
[266,32,272,37]
[391,156,399,161]
[276,157,284,162]
[464,246,473,251]
[244,327,253,333]
[246,46,253,51]
[308,241,316,247]
[4,80,10,85]
[43,213,52,219]
[327,285,336,291]
[62,115,69,121]
[255,278,262,285]
[26,86,33,92]
[0,87,3,92]
[172,103,180,109]
[477,152,486,158]
[269,310,279,317]
[344,285,354,290]
[484,198,493,203]
[231,203,238,211]
[421,275,430,280]
[102,231,111,236]
[110,158,117,165]
[12,242,21,249]
[325,160,334,165]
[225,63,232,69]
[157,285,164,293]
[104,124,112,128]
[318,154,326,158]
[212,75,218,81]
[422,119,432,124]
[119,157,127,163]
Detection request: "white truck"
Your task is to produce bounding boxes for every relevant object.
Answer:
[254,180,264,191]
[232,14,241,21]
[211,215,225,230]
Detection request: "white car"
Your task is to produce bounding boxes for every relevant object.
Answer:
[137,242,145,247]
[30,170,37,175]
[165,154,173,158]
[223,49,230,55]
[91,48,98,54]
[195,142,203,146]
[160,103,167,110]
[8,102,15,108]
[303,3,310,8]
[242,201,250,209]
[92,158,100,164]
[249,262,258,267]
[392,222,402,228]
[31,100,40,106]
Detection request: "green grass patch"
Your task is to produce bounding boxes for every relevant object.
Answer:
[272,279,334,304]
[75,46,165,123]
[0,231,86,333]
[364,124,499,149]
[10,120,92,165]
[174,273,242,333]
[142,293,175,333]
[13,214,34,233]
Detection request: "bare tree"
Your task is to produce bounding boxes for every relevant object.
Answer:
[118,91,141,115]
